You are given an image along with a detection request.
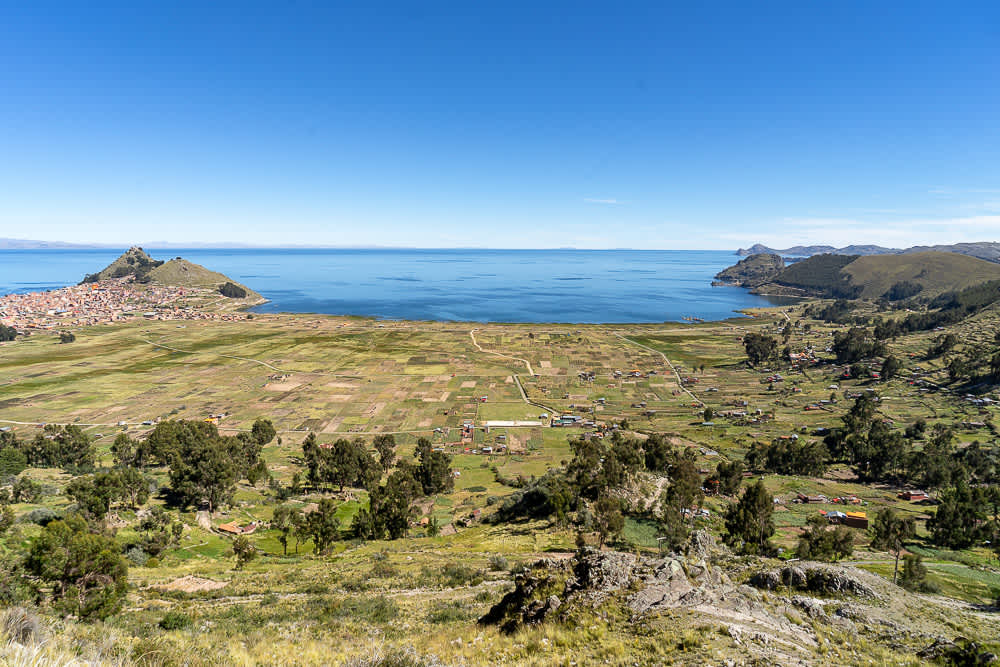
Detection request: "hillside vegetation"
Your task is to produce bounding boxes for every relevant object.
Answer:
[81,246,164,283]
[843,251,1000,299]
[727,250,1000,301]
[766,253,860,298]
[712,253,784,288]
[81,248,260,300]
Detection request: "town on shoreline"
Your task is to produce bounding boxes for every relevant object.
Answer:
[0,277,257,332]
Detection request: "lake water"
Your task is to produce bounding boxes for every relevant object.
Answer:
[0,248,793,323]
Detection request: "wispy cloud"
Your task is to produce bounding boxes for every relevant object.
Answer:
[928,187,1000,196]
[583,198,622,204]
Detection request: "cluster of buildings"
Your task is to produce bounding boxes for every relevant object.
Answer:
[0,278,250,331]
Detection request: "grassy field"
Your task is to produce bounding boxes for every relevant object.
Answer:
[2,300,999,665]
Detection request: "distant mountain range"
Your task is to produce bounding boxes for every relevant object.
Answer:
[736,241,1000,263]
[0,238,101,249]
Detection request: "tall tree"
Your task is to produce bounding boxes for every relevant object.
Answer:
[271,505,299,556]
[304,498,341,554]
[25,514,128,620]
[594,495,624,547]
[743,333,777,366]
[414,438,454,495]
[167,425,237,512]
[723,480,774,555]
[373,434,396,472]
[870,508,915,584]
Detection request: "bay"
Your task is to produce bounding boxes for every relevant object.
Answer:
[0,248,793,323]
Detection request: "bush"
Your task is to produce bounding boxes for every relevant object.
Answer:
[426,600,473,624]
[488,554,509,571]
[1,607,42,644]
[145,557,160,568]
[324,595,399,624]
[439,563,484,588]
[370,562,399,578]
[126,547,149,567]
[158,611,192,630]
[20,508,59,526]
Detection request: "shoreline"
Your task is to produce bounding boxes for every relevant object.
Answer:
[1,277,790,331]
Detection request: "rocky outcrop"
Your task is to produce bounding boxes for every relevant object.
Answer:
[713,253,785,288]
[749,563,882,601]
[480,542,731,634]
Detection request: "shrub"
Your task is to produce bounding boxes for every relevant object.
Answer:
[1,607,42,644]
[20,508,59,526]
[439,564,484,588]
[488,554,509,571]
[427,600,473,624]
[324,595,399,624]
[370,562,399,578]
[126,547,150,567]
[159,611,192,630]
[146,557,160,568]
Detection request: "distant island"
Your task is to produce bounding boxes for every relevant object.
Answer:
[736,241,1000,263]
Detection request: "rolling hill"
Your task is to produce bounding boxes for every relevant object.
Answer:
[81,247,261,300]
[722,250,1000,300]
[736,241,1000,263]
[842,251,1000,298]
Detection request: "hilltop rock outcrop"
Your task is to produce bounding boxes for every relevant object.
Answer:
[713,253,785,288]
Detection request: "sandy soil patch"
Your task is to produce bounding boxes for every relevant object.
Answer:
[158,576,228,593]
[418,419,432,427]
[539,361,552,368]
[265,382,302,391]
[460,381,477,388]
[326,381,359,389]
[327,394,352,402]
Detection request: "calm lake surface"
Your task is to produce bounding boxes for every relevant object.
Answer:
[0,248,794,323]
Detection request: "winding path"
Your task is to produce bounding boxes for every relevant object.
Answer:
[614,333,704,407]
[468,328,560,416]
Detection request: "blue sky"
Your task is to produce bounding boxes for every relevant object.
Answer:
[1,1,998,249]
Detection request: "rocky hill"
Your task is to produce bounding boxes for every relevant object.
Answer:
[80,246,164,283]
[736,241,1000,263]
[712,253,785,288]
[80,247,262,301]
[720,250,1000,300]
[480,538,1000,665]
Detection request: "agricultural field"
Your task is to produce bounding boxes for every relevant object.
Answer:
[1,299,999,666]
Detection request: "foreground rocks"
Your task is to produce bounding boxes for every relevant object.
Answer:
[749,563,882,601]
[478,534,1000,665]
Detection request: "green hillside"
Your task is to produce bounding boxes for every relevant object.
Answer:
[81,246,164,283]
[768,254,860,298]
[81,248,261,300]
[842,250,1000,299]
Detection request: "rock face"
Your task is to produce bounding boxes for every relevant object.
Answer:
[478,544,1000,665]
[480,544,725,634]
[713,253,785,288]
[749,564,881,601]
